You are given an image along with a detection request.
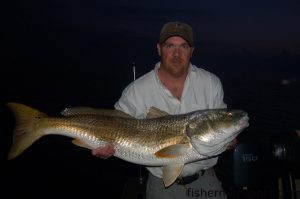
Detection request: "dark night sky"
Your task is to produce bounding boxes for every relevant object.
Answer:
[2,0,300,106]
[1,1,299,198]
[2,0,299,116]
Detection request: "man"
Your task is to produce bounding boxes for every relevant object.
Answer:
[93,21,236,199]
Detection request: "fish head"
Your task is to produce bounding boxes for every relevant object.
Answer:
[186,109,249,155]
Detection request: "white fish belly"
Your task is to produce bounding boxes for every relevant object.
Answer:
[114,146,203,166]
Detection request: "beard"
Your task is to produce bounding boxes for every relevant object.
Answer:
[164,59,189,78]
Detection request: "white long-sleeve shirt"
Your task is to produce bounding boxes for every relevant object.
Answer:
[115,62,227,178]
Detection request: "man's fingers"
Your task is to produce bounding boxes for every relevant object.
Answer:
[227,138,237,150]
[92,144,116,159]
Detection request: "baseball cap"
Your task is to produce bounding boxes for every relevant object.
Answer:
[159,21,194,47]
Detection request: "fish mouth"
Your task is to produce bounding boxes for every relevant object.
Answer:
[224,114,249,141]
[234,115,249,132]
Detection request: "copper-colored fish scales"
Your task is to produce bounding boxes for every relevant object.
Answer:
[44,114,191,163]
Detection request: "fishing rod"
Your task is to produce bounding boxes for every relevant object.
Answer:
[132,61,144,185]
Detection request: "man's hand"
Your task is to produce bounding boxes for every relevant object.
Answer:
[92,143,115,159]
[227,138,237,150]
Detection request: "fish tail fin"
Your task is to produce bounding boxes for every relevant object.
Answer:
[6,102,48,160]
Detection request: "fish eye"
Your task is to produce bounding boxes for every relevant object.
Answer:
[189,123,197,129]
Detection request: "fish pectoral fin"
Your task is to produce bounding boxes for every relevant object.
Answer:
[162,164,184,187]
[146,107,169,119]
[155,144,190,158]
[179,136,190,144]
[72,139,93,150]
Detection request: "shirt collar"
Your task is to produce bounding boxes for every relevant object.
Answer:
[154,62,194,101]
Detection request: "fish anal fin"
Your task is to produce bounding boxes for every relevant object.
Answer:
[163,164,184,187]
[72,139,92,150]
[155,144,190,158]
[146,107,169,119]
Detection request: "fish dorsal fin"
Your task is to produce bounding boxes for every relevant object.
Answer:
[163,164,184,187]
[72,139,93,150]
[146,107,169,119]
[155,143,191,158]
[61,107,133,118]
